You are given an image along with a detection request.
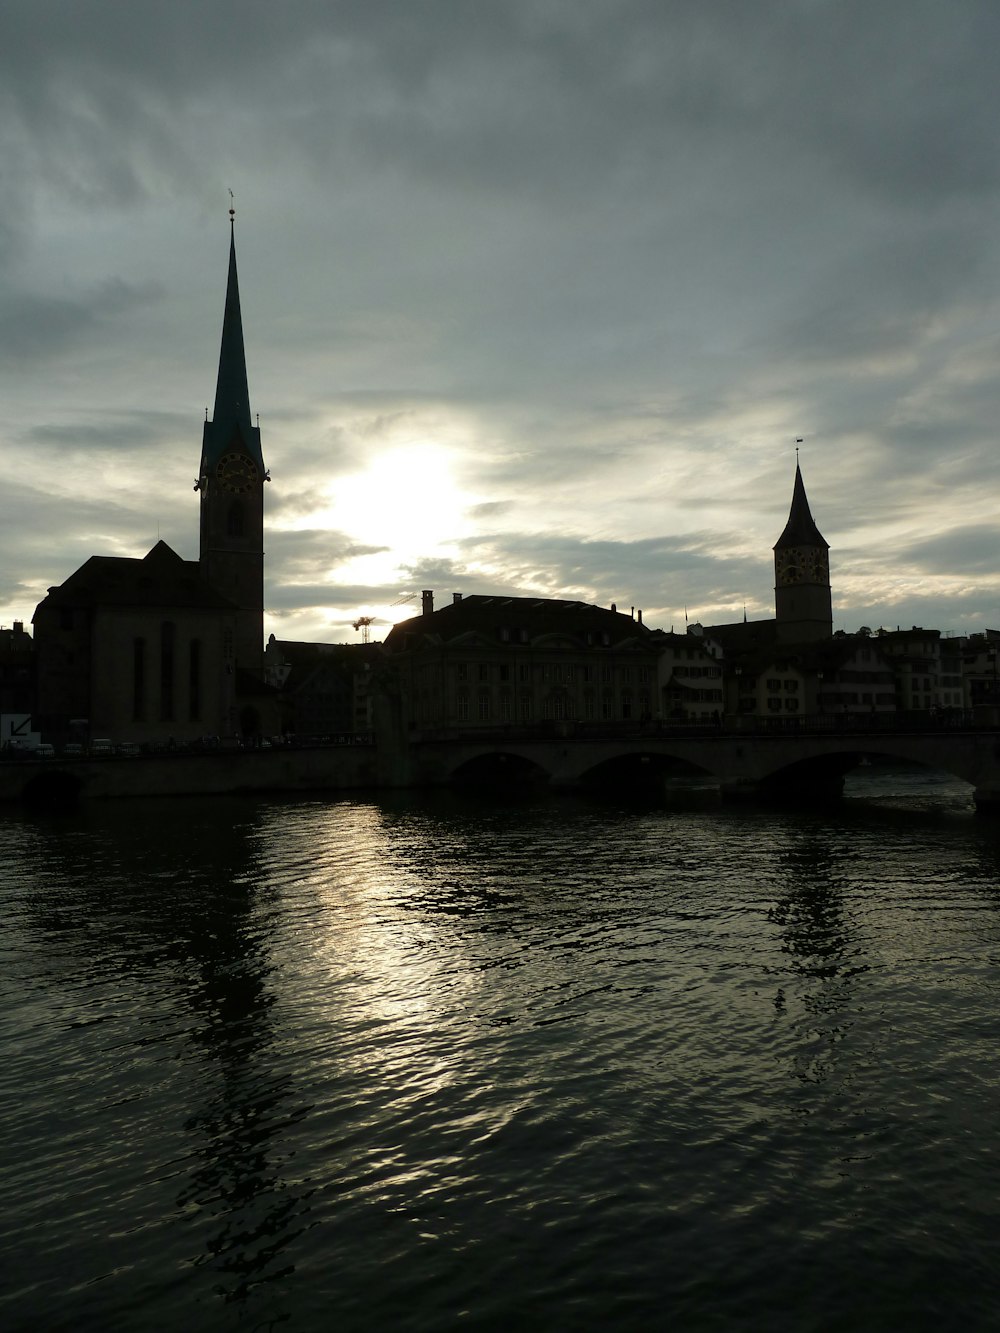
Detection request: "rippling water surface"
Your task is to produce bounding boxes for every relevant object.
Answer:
[2,771,1000,1331]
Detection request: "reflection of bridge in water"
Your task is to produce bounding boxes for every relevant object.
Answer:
[409,718,1000,811]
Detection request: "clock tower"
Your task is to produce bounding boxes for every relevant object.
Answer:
[197,211,267,675]
[773,462,832,643]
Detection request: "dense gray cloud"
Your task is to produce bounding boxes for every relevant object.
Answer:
[2,0,1000,646]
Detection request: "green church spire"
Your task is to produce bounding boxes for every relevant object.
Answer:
[200,213,264,475]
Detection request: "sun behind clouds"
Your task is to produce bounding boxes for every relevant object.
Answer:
[301,440,477,587]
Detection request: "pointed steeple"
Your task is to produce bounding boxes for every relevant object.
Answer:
[773,459,832,643]
[774,463,828,551]
[197,210,266,676]
[200,215,264,475]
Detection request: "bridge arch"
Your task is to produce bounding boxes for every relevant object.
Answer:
[749,737,983,792]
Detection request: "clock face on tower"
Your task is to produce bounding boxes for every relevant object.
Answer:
[217,451,258,493]
[776,550,801,584]
[777,546,827,585]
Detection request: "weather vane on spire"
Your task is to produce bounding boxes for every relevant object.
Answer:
[228,188,235,222]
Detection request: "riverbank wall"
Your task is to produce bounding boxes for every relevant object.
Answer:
[0,743,413,804]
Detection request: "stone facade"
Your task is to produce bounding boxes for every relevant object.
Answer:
[384,593,661,729]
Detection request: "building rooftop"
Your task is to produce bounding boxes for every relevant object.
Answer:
[384,593,653,650]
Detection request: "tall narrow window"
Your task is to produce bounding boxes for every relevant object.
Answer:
[227,502,245,537]
[160,621,175,721]
[132,637,146,720]
[189,639,201,721]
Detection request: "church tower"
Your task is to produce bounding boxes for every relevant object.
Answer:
[773,461,832,643]
[197,210,266,675]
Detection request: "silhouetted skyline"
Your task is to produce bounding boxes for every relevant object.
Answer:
[3,0,1000,643]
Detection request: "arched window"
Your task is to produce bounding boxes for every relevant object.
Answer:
[160,621,175,721]
[132,638,145,720]
[227,502,245,538]
[189,639,201,721]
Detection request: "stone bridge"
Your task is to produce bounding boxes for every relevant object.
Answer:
[409,721,1000,811]
[5,721,1000,811]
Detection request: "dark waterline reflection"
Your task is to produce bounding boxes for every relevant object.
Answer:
[3,776,1000,1331]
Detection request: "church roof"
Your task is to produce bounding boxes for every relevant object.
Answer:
[698,619,779,654]
[773,464,828,551]
[200,219,264,474]
[35,541,236,613]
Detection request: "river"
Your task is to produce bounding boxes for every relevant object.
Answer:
[2,769,999,1331]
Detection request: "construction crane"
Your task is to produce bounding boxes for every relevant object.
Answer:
[352,615,375,644]
[391,592,418,607]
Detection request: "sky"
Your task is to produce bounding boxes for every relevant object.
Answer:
[3,0,1000,646]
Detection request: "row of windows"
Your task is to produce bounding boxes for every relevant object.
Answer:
[447,694,653,722]
[817,692,896,707]
[494,627,616,647]
[766,698,800,712]
[451,687,652,707]
[453,663,652,684]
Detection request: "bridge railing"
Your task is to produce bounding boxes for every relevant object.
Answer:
[410,711,994,745]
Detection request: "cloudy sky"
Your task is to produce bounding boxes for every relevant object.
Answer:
[3,0,1000,645]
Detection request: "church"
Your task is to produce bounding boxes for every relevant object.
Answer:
[695,456,834,652]
[32,215,278,747]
